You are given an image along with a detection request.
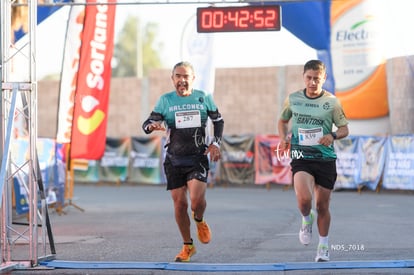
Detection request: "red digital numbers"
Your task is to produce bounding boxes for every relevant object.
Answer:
[197,5,281,33]
[254,10,265,28]
[227,10,238,27]
[239,10,249,28]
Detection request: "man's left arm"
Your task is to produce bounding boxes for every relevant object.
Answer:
[333,124,349,140]
[205,109,224,162]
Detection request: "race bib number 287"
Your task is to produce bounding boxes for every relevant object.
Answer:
[175,110,201,129]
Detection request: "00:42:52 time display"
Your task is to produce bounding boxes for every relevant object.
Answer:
[201,9,278,28]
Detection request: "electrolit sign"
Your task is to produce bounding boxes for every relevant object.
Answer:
[332,1,385,91]
[331,0,388,119]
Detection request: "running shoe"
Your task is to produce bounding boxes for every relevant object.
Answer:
[174,244,196,262]
[299,209,314,245]
[193,212,211,244]
[315,244,330,262]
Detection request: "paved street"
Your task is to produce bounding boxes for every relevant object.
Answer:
[6,183,414,274]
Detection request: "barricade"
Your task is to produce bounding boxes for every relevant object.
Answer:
[12,134,414,213]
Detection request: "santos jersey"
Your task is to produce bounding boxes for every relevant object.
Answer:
[280,89,348,160]
[149,89,221,156]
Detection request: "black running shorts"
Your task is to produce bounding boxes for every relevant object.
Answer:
[163,154,209,190]
[291,159,337,190]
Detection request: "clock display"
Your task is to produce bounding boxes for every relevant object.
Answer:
[197,5,281,33]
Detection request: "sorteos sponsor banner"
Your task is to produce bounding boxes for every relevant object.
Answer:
[70,0,116,159]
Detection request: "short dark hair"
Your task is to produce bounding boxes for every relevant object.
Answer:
[172,61,194,74]
[304,60,326,73]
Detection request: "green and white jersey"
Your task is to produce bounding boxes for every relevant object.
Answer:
[280,89,348,160]
[154,89,216,128]
[151,89,221,156]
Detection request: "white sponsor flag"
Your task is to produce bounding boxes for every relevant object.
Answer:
[56,1,86,144]
[180,14,215,95]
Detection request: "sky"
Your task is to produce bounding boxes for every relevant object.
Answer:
[35,1,414,79]
[36,2,318,78]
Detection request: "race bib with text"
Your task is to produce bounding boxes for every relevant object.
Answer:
[298,127,323,146]
[175,110,201,129]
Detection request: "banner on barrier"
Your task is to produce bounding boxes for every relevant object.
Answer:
[41,135,414,191]
[334,136,360,189]
[254,135,292,185]
[382,135,414,190]
[129,136,164,184]
[218,135,255,185]
[73,160,99,183]
[11,138,65,213]
[357,136,387,190]
[99,137,130,182]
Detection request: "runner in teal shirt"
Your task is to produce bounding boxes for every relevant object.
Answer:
[149,88,221,156]
[142,61,223,263]
[280,88,348,160]
[278,60,349,263]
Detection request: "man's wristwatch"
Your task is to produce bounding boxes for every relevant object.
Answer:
[330,132,337,140]
[211,141,220,149]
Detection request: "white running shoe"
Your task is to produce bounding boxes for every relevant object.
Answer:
[299,209,314,245]
[315,244,330,262]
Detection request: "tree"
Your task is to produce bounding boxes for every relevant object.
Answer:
[112,15,164,77]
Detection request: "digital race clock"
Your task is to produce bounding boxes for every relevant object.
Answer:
[197,5,281,33]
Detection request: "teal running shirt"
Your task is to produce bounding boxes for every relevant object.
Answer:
[280,89,348,160]
[148,89,222,156]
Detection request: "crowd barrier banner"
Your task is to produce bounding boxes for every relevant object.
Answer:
[53,143,67,206]
[38,135,414,191]
[73,160,99,182]
[382,135,414,190]
[334,136,360,189]
[11,138,65,214]
[13,177,31,215]
[37,138,56,189]
[357,136,387,190]
[254,135,292,185]
[98,137,130,182]
[11,138,30,214]
[38,138,65,206]
[217,135,255,185]
[129,136,165,184]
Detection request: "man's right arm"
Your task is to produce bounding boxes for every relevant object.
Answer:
[278,119,291,149]
[142,111,164,134]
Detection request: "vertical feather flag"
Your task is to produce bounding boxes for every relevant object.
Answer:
[57,0,116,159]
[56,1,86,145]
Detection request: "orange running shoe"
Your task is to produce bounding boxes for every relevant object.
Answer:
[174,244,196,262]
[193,212,211,244]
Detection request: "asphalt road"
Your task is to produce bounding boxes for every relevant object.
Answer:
[5,183,414,274]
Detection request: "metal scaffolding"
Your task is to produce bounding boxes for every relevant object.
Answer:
[1,0,56,272]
